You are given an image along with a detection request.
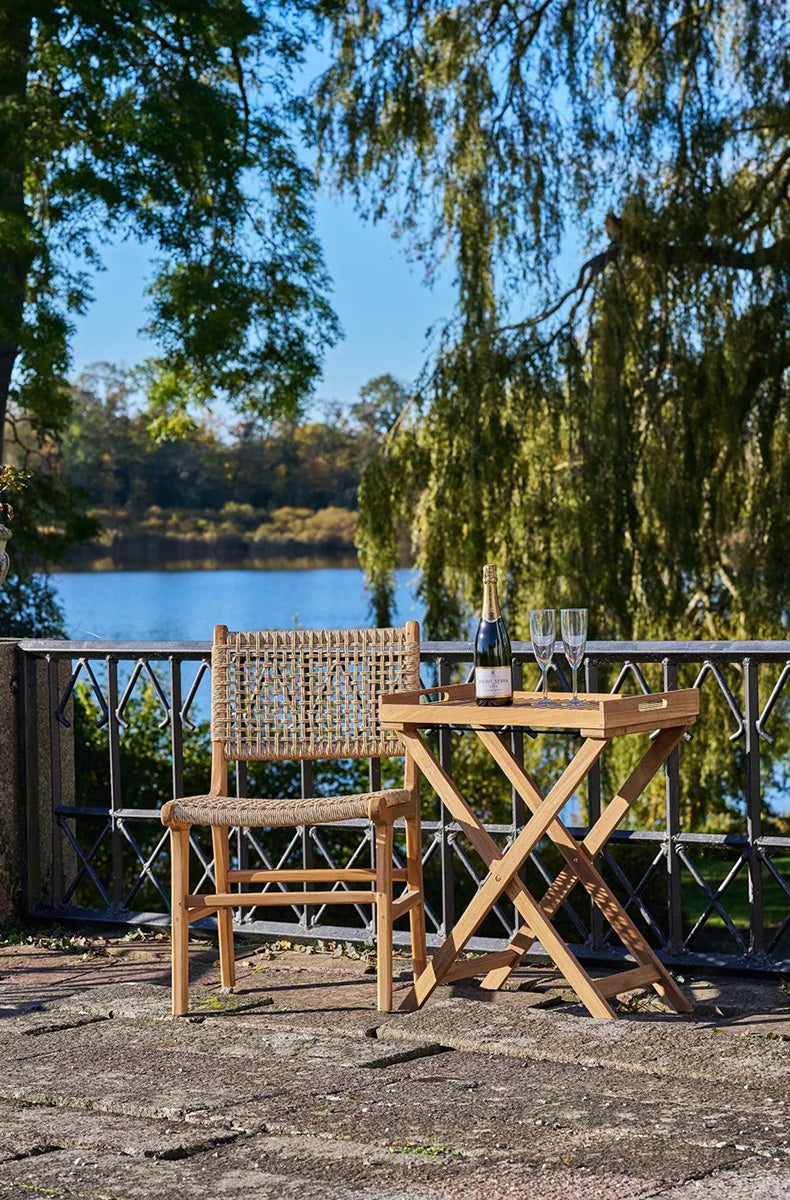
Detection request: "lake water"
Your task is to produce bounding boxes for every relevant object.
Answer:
[51,567,424,641]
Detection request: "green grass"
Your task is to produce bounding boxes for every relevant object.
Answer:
[595,845,790,956]
[679,854,790,935]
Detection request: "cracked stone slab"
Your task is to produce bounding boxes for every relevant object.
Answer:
[0,1137,663,1200]
[378,998,790,1085]
[39,982,269,1021]
[0,1101,238,1166]
[683,977,790,1038]
[30,978,443,1047]
[237,1049,786,1178]
[686,977,790,1016]
[31,975,790,1052]
[0,1013,444,1123]
[640,1154,790,1199]
[37,979,395,1039]
[0,1145,448,1200]
[0,1127,774,1200]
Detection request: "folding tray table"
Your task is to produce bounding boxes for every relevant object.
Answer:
[380,683,700,1018]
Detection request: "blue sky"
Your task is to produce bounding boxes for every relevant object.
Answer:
[69,194,456,415]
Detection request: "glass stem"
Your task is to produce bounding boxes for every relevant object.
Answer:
[544,665,549,700]
[572,665,578,701]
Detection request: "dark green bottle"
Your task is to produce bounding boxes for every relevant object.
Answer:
[474,563,513,706]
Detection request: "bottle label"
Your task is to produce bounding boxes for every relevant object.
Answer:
[475,667,512,698]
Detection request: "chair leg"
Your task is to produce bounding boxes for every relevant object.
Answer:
[170,826,191,1017]
[211,826,236,992]
[374,819,394,1012]
[404,810,428,981]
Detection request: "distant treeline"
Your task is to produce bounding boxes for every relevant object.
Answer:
[54,367,408,569]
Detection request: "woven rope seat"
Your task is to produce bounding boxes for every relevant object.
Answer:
[165,789,411,829]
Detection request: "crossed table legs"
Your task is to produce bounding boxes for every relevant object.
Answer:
[397,725,692,1018]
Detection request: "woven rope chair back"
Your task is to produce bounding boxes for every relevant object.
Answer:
[211,627,421,762]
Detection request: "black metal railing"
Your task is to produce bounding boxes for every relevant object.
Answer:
[15,637,790,974]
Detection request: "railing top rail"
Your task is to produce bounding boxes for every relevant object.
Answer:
[15,637,790,663]
[16,639,214,658]
[426,639,790,662]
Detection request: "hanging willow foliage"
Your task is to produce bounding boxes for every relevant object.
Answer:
[315,0,790,645]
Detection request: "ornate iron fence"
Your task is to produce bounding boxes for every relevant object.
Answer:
[15,637,790,974]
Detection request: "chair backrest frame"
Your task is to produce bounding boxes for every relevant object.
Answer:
[209,623,420,771]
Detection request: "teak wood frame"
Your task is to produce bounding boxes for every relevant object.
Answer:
[163,622,427,1017]
[380,685,699,1019]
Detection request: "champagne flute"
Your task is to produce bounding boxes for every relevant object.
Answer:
[529,609,556,706]
[561,608,587,706]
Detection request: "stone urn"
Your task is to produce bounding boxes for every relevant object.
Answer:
[0,524,10,588]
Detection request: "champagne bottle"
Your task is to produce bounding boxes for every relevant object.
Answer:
[474,563,513,706]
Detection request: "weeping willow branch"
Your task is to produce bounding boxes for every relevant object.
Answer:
[493,245,619,338]
[630,235,790,271]
[485,230,790,347]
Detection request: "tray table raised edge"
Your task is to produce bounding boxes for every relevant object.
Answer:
[380,682,700,737]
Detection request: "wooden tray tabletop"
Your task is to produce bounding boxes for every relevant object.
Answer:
[380,682,699,737]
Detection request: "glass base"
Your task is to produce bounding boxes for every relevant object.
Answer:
[533,696,559,707]
[562,697,597,708]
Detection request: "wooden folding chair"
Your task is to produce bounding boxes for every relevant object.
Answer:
[160,622,426,1016]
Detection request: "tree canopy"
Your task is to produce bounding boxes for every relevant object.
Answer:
[315,1,790,640]
[0,0,338,600]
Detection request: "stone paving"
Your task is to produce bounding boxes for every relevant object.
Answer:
[1,932,790,1199]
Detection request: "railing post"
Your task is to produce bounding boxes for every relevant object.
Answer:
[437,656,455,937]
[585,657,604,950]
[19,643,39,914]
[663,659,683,955]
[235,758,249,903]
[744,658,764,957]
[105,657,125,910]
[169,657,184,802]
[0,641,24,917]
[46,657,64,907]
[301,759,316,932]
[510,660,526,827]
[511,659,528,933]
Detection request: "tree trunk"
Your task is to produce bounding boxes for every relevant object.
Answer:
[0,6,33,464]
